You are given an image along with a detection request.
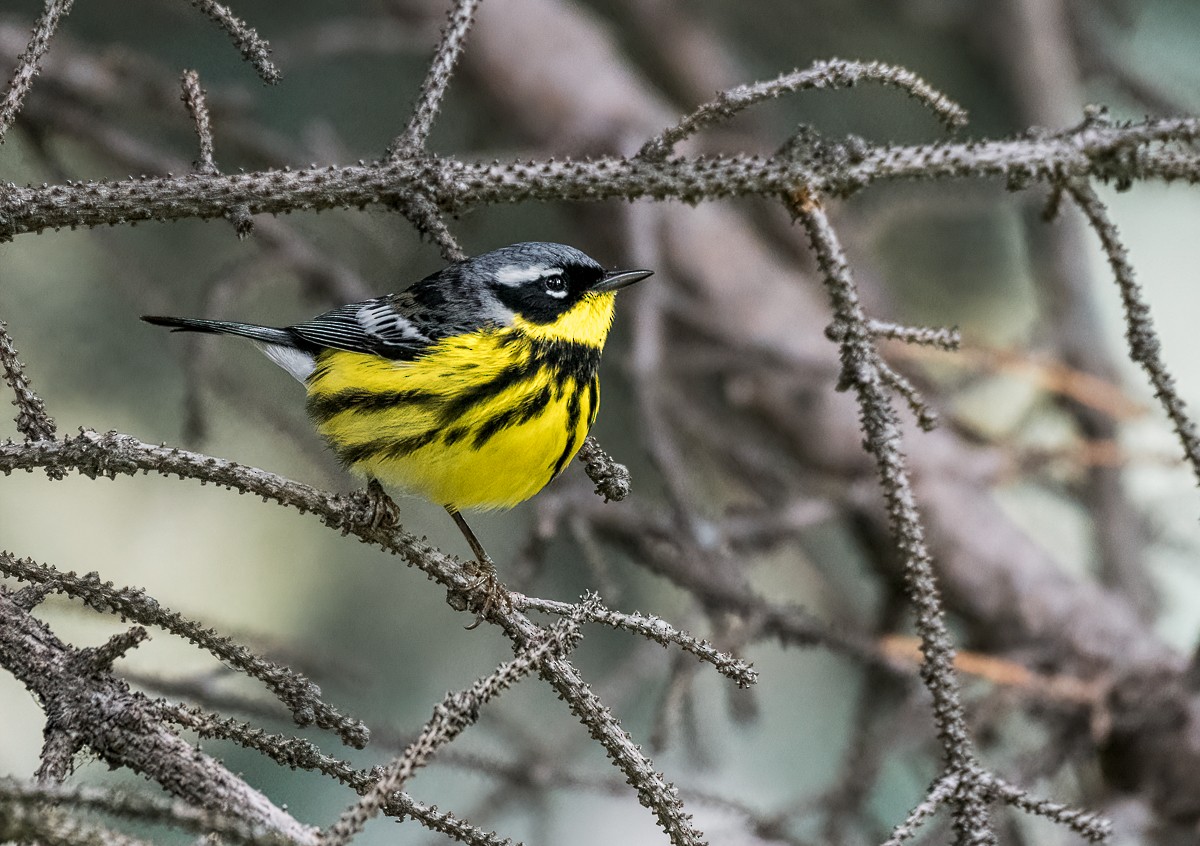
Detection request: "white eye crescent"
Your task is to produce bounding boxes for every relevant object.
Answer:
[544,273,568,297]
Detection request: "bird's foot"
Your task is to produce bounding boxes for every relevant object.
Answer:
[363,479,400,530]
[463,556,511,630]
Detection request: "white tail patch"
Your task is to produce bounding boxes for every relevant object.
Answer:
[255,342,316,383]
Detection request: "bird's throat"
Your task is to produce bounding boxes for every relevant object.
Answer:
[511,291,616,348]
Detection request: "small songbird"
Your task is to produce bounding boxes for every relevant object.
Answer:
[144,242,652,619]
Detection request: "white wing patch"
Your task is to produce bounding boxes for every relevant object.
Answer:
[495,264,556,286]
[255,342,316,383]
[356,303,429,343]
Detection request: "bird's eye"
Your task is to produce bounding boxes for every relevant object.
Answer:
[543,274,568,295]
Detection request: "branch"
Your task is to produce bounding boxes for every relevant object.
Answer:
[1066,179,1200,487]
[0,551,369,749]
[389,0,482,158]
[178,68,254,237]
[638,58,968,159]
[186,0,280,84]
[574,436,632,502]
[0,431,708,844]
[0,0,75,142]
[0,778,297,846]
[3,116,1200,238]
[0,321,56,442]
[514,594,756,687]
[324,599,591,846]
[0,587,316,845]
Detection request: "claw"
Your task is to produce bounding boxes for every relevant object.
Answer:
[364,479,400,530]
[463,559,511,630]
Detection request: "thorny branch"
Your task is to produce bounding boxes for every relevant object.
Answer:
[389,0,482,158]
[3,1,1200,844]
[5,115,1200,238]
[0,321,55,442]
[791,192,998,843]
[186,0,280,85]
[637,58,969,160]
[1066,179,1200,487]
[0,0,74,142]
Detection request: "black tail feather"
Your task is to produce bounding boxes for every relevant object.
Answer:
[141,315,295,347]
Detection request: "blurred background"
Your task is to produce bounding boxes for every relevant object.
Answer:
[4,1,1200,843]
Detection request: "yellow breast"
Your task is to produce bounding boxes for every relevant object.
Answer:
[304,292,614,510]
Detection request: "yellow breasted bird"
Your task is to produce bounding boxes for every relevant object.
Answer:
[144,242,652,618]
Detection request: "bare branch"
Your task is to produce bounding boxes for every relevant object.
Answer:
[638,58,968,160]
[574,436,632,502]
[514,594,757,687]
[4,116,1200,238]
[0,777,297,846]
[389,0,483,158]
[179,70,216,176]
[0,588,316,845]
[179,68,254,237]
[0,321,56,442]
[790,190,993,842]
[879,772,960,846]
[0,551,368,749]
[1066,179,1200,488]
[186,0,280,85]
[323,599,591,846]
[0,431,712,843]
[867,319,961,351]
[395,191,466,262]
[0,0,75,142]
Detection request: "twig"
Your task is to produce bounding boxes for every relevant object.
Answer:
[388,0,482,158]
[0,320,56,442]
[394,191,466,262]
[638,58,967,159]
[186,0,280,84]
[1066,179,1200,488]
[0,551,368,749]
[0,0,75,142]
[0,587,316,844]
[789,190,994,843]
[515,594,757,688]
[180,68,254,237]
[867,319,961,351]
[574,436,632,502]
[0,777,296,846]
[0,431,708,844]
[323,598,592,846]
[179,70,216,175]
[879,772,960,846]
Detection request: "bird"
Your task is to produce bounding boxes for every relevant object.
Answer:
[143,242,653,622]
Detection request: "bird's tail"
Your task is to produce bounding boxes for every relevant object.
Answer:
[141,315,295,347]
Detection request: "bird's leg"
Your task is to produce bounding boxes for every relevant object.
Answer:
[446,506,509,629]
[364,479,401,530]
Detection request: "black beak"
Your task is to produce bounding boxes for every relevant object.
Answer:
[591,268,654,293]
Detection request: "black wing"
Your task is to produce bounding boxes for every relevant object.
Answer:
[289,293,436,361]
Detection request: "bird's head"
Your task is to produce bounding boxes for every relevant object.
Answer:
[459,243,652,343]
